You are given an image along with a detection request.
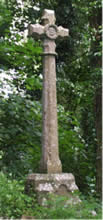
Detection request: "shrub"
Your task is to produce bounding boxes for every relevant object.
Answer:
[31,194,102,219]
[0,172,34,218]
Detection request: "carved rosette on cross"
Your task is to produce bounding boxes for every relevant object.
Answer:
[28,9,69,174]
[29,10,69,41]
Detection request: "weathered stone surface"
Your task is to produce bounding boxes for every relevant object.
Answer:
[28,24,44,39]
[26,9,79,206]
[26,173,79,205]
[42,9,56,25]
[28,9,69,173]
[40,37,62,173]
[58,26,69,38]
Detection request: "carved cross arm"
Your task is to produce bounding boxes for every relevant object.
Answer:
[28,24,45,39]
[58,26,69,38]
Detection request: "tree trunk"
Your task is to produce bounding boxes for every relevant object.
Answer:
[89,3,102,197]
[95,87,102,197]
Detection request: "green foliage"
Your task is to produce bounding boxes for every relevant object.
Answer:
[0,95,42,177]
[0,172,101,219]
[58,105,96,194]
[32,195,102,219]
[0,0,12,37]
[0,172,35,218]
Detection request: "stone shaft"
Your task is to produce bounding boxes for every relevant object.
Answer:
[28,9,69,174]
[40,39,62,173]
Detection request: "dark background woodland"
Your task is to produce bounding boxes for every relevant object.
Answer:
[0,0,102,201]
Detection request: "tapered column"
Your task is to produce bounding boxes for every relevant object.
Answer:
[40,39,62,173]
[28,9,69,174]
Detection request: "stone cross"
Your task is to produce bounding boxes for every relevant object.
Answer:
[29,9,69,173]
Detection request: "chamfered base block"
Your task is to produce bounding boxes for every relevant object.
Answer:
[25,173,80,205]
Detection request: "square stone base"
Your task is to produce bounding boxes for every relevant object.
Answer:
[25,173,80,205]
